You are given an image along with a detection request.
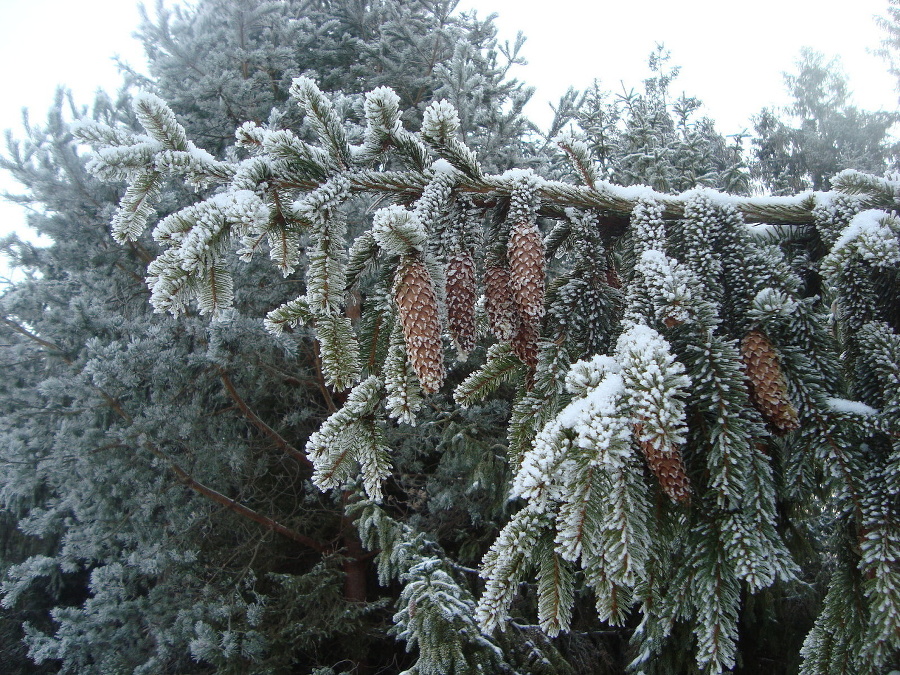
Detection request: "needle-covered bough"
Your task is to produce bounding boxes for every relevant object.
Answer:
[76,77,900,674]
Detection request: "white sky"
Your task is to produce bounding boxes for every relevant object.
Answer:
[1,0,898,281]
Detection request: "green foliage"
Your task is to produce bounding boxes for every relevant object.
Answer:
[753,48,900,194]
[5,2,900,674]
[569,45,749,195]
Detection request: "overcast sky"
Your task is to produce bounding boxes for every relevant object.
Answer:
[1,0,898,280]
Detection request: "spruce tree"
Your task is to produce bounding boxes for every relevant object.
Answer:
[4,1,900,674]
[564,45,749,195]
[0,1,537,672]
[752,48,899,194]
[73,62,900,673]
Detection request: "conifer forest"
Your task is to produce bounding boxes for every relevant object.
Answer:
[5,1,900,673]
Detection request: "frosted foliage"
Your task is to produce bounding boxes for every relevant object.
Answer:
[305,377,391,502]
[393,559,497,675]
[617,324,690,453]
[627,250,702,327]
[476,505,544,634]
[87,140,160,182]
[555,130,599,187]
[506,170,542,225]
[146,190,268,316]
[289,77,351,166]
[152,191,270,273]
[413,172,455,248]
[133,91,189,151]
[1,556,57,609]
[364,86,401,138]
[536,545,575,636]
[421,100,461,144]
[823,209,900,274]
[314,314,361,391]
[496,329,690,634]
[372,205,427,255]
[384,324,424,426]
[751,287,798,320]
[690,336,754,509]
[564,354,620,397]
[110,170,163,243]
[690,526,740,673]
[512,372,628,504]
[298,178,351,315]
[681,193,725,297]
[860,497,900,660]
[812,192,866,246]
[630,198,666,256]
[294,175,351,227]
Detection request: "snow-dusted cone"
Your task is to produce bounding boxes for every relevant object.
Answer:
[507,220,545,323]
[741,330,800,434]
[484,263,520,342]
[605,265,621,290]
[394,256,445,393]
[635,427,691,504]
[506,221,545,371]
[446,250,477,358]
[512,317,540,370]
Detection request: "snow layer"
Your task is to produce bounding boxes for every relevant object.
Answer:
[825,397,879,416]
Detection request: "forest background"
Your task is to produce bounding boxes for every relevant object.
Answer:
[1,0,900,673]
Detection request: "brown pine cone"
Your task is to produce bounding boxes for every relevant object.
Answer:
[635,424,691,504]
[484,263,520,342]
[511,316,540,371]
[741,330,800,434]
[446,251,477,358]
[394,256,445,393]
[605,265,622,290]
[507,220,546,323]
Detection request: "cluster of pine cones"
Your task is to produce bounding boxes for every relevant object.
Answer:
[391,212,800,507]
[393,220,546,394]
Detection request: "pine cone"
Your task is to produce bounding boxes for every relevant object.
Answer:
[394,256,445,393]
[507,220,546,323]
[605,265,621,290]
[741,330,800,434]
[635,424,691,504]
[446,251,477,358]
[484,263,520,342]
[511,316,540,371]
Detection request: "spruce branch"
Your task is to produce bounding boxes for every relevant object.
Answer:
[289,76,353,170]
[217,368,312,470]
[143,443,326,553]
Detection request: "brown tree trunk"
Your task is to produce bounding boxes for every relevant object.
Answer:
[341,491,371,673]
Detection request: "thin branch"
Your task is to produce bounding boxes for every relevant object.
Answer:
[0,317,71,362]
[145,442,327,553]
[217,367,313,470]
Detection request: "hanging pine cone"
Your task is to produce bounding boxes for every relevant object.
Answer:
[507,220,546,323]
[741,330,800,434]
[446,250,477,358]
[605,265,621,290]
[484,263,520,342]
[511,316,540,371]
[635,424,691,503]
[394,256,445,394]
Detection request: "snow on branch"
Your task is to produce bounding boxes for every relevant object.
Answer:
[79,80,900,675]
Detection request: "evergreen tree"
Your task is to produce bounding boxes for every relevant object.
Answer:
[74,68,900,675]
[4,1,900,674]
[752,48,899,194]
[0,1,537,672]
[563,45,749,195]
